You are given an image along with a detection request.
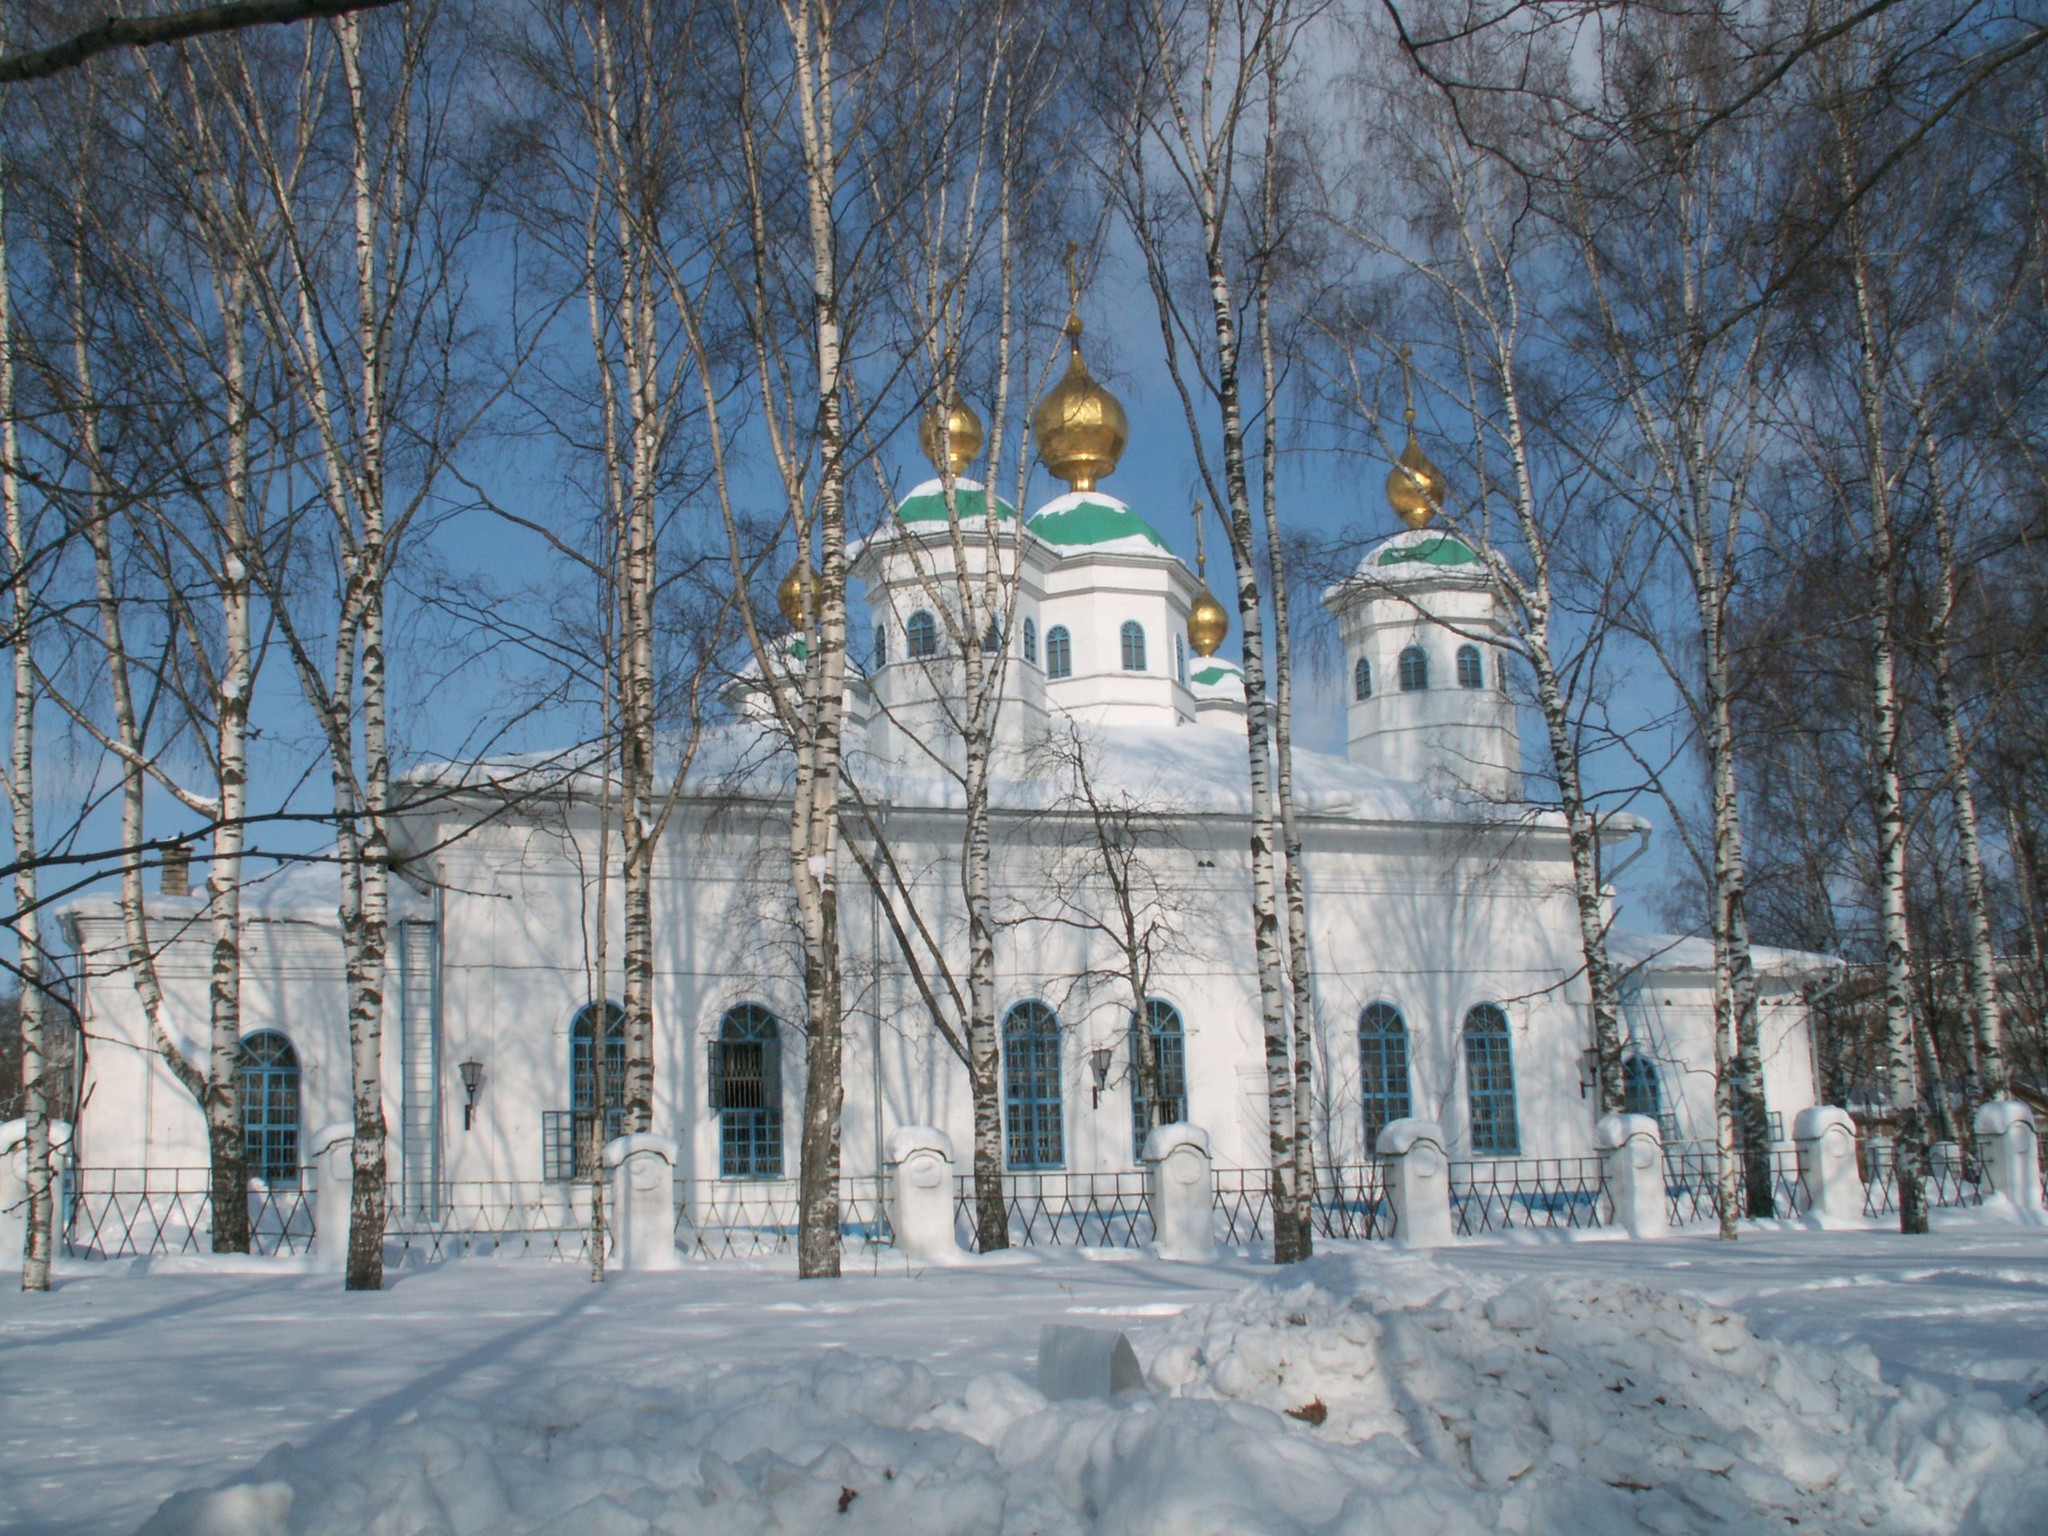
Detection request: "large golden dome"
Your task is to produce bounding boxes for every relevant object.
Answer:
[776,560,817,627]
[1386,432,1446,530]
[918,395,983,476]
[1032,317,1127,492]
[1188,585,1229,656]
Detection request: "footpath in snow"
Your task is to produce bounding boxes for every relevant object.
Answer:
[4,1219,2047,1536]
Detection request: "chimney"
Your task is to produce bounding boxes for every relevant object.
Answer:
[160,844,191,898]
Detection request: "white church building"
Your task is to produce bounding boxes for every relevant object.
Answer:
[56,316,1831,1223]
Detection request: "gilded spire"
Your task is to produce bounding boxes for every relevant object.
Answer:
[1386,346,1446,531]
[1032,242,1128,492]
[918,393,983,477]
[1187,499,1229,657]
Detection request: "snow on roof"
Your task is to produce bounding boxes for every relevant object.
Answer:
[1187,657,1244,703]
[1026,491,1180,560]
[1323,526,1490,604]
[62,852,436,925]
[1608,928,1841,982]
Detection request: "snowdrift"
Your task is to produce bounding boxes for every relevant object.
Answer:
[139,1252,2048,1535]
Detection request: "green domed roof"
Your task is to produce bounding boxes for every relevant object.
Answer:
[1027,492,1170,553]
[1376,533,1478,568]
[895,478,1017,526]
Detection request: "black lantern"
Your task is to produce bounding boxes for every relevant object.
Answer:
[1089,1045,1114,1108]
[459,1057,484,1129]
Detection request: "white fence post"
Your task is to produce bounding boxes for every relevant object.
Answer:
[1377,1118,1453,1249]
[1794,1107,1866,1225]
[1595,1112,1666,1239]
[1974,1101,2045,1219]
[310,1125,354,1272]
[1143,1123,1215,1262]
[886,1126,965,1266]
[604,1133,682,1271]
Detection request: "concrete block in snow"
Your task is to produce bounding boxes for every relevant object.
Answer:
[1038,1324,1144,1400]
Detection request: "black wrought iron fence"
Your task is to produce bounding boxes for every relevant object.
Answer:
[954,1171,1153,1251]
[1661,1145,1807,1227]
[1450,1156,1611,1235]
[678,1177,892,1260]
[66,1168,314,1258]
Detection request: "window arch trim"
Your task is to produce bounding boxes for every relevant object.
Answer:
[1462,1002,1520,1156]
[1399,645,1429,692]
[712,1002,783,1178]
[1357,1002,1411,1151]
[1003,999,1065,1170]
[906,609,939,659]
[1045,624,1073,680]
[1120,620,1147,672]
[1353,656,1373,702]
[1456,644,1484,689]
[238,1030,301,1187]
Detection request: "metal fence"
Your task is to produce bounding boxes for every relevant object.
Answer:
[1660,1144,1807,1227]
[66,1168,314,1258]
[954,1171,1153,1251]
[1449,1156,1612,1235]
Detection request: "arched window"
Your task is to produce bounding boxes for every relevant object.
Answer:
[237,1031,300,1186]
[1003,1000,1064,1170]
[1622,1053,1662,1120]
[1462,1003,1519,1156]
[1121,620,1147,672]
[982,619,1001,653]
[1399,645,1429,692]
[711,1004,783,1178]
[1353,656,1373,702]
[1023,617,1038,665]
[1045,625,1073,680]
[1456,644,1484,689]
[1175,633,1188,685]
[906,610,939,659]
[1129,999,1188,1158]
[1358,1003,1411,1151]
[569,1001,627,1178]
[872,622,887,669]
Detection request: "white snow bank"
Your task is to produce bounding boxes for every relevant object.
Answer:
[138,1254,2048,1536]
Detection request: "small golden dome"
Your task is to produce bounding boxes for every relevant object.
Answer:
[1386,432,1446,530]
[918,395,983,476]
[1032,318,1127,492]
[1188,586,1229,657]
[776,560,817,627]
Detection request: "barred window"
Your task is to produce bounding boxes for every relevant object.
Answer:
[1358,1003,1411,1150]
[1046,625,1073,679]
[237,1031,300,1186]
[1129,999,1188,1159]
[1354,656,1373,701]
[1121,620,1147,672]
[711,1004,782,1178]
[1457,644,1484,689]
[906,610,938,659]
[1003,1000,1064,1170]
[1462,1003,1519,1156]
[1622,1053,1662,1121]
[1399,645,1429,692]
[565,1002,627,1179]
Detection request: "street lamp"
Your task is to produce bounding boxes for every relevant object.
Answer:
[1089,1045,1113,1108]
[459,1058,484,1130]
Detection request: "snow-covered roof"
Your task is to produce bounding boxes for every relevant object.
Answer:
[1187,657,1244,703]
[892,478,1018,527]
[61,849,436,926]
[1608,929,1841,983]
[1324,526,1489,604]
[1026,491,1180,560]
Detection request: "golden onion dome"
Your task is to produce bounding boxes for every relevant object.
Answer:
[1032,316,1127,492]
[776,560,817,628]
[1386,431,1447,530]
[1188,585,1229,657]
[917,395,983,476]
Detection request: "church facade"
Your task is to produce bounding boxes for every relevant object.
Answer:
[57,320,1830,1213]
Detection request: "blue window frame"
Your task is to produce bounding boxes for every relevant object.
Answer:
[1463,1003,1520,1155]
[1399,645,1429,692]
[1129,999,1188,1158]
[1045,625,1072,679]
[1024,617,1038,665]
[567,1001,627,1176]
[711,1004,782,1178]
[238,1030,300,1186]
[1358,1003,1411,1150]
[1120,620,1147,672]
[873,622,887,668]
[1175,633,1188,685]
[1354,656,1373,701]
[1457,644,1483,689]
[906,610,938,659]
[1622,1053,1662,1120]
[1003,1000,1064,1170]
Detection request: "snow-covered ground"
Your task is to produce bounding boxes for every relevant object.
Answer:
[4,1216,2047,1536]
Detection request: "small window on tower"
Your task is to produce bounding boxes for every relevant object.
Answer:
[1121,621,1147,672]
[1046,625,1072,679]
[1354,656,1373,701]
[1024,617,1038,665]
[1399,645,1429,692]
[1457,644,1483,689]
[907,610,938,659]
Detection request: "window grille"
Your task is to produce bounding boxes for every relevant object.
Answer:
[1129,999,1188,1158]
[1399,645,1429,692]
[1024,617,1038,665]
[1457,644,1484,689]
[542,1107,624,1182]
[710,1004,783,1178]
[1120,620,1147,672]
[1354,656,1373,701]
[1046,625,1072,679]
[237,1031,301,1186]
[1003,1000,1064,1170]
[906,610,938,659]
[1358,1003,1411,1149]
[1622,1054,1662,1120]
[1463,1003,1520,1155]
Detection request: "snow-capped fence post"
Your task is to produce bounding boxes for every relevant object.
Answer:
[604,1133,682,1271]
[887,1126,965,1266]
[1143,1123,1215,1262]
[1973,1101,2044,1219]
[0,1117,71,1264]
[1595,1113,1666,1239]
[1377,1118,1453,1248]
[1794,1107,1866,1225]
[310,1125,354,1272]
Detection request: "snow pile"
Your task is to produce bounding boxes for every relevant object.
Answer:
[138,1254,2048,1536]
